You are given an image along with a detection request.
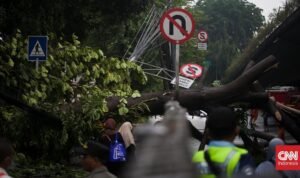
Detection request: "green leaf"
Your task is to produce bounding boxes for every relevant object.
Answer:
[71,62,77,71]
[131,90,141,98]
[28,98,38,105]
[118,107,129,115]
[2,110,13,121]
[102,104,109,113]
[11,49,16,56]
[41,84,47,92]
[58,42,63,48]
[8,58,14,67]
[98,50,104,57]
[120,98,127,104]
[36,90,43,98]
[116,63,120,69]
[49,55,54,62]
[86,70,90,76]
[121,62,127,69]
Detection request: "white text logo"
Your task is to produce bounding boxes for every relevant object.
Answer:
[278,151,298,161]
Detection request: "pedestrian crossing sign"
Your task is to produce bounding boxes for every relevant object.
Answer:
[28,36,48,61]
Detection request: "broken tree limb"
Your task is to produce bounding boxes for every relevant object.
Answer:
[264,97,300,142]
[0,90,62,129]
[276,101,300,116]
[242,60,256,74]
[244,128,275,141]
[106,55,277,114]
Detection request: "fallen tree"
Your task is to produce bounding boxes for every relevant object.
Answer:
[106,55,300,142]
[2,53,299,144]
[108,55,276,114]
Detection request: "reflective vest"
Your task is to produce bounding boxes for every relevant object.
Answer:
[192,146,248,178]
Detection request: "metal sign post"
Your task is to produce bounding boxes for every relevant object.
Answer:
[175,44,180,99]
[159,8,195,100]
[36,59,39,71]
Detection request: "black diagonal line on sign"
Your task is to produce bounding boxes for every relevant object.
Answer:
[188,64,196,78]
[166,14,189,37]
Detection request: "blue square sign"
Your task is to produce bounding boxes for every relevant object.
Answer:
[28,36,48,61]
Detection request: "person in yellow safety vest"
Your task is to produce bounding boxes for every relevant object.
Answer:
[192,106,255,178]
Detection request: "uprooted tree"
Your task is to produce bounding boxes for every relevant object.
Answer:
[1,30,300,161]
[104,55,300,143]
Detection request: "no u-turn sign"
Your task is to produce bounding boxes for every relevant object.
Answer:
[160,8,195,44]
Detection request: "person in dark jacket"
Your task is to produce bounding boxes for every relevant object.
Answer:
[0,138,14,178]
[80,141,117,178]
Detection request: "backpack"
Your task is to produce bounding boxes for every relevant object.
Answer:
[109,133,127,162]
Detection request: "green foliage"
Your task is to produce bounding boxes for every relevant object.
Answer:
[193,0,264,83]
[10,154,86,178]
[0,0,152,59]
[211,80,222,87]
[0,31,147,160]
[224,0,300,82]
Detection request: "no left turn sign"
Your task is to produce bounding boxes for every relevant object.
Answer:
[180,64,203,79]
[160,8,195,44]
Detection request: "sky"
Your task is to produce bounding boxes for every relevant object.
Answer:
[247,0,287,21]
[191,0,287,21]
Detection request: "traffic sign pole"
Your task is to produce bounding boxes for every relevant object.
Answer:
[36,59,39,71]
[175,44,180,99]
[159,8,195,100]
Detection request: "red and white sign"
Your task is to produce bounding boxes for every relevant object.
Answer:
[276,145,300,170]
[160,8,195,44]
[180,64,203,79]
[197,29,208,42]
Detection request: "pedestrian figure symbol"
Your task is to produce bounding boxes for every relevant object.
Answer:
[28,36,48,61]
[30,41,45,57]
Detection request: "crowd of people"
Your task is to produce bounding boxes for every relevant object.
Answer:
[1,106,300,178]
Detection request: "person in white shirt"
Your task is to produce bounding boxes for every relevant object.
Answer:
[0,138,14,178]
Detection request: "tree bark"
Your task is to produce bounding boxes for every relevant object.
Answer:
[0,90,62,129]
[107,55,277,114]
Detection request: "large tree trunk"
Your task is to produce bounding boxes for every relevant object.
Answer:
[2,55,300,143]
[107,55,277,114]
[106,55,300,142]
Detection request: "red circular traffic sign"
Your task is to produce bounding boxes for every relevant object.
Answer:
[180,64,203,79]
[160,8,195,44]
[197,29,208,42]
